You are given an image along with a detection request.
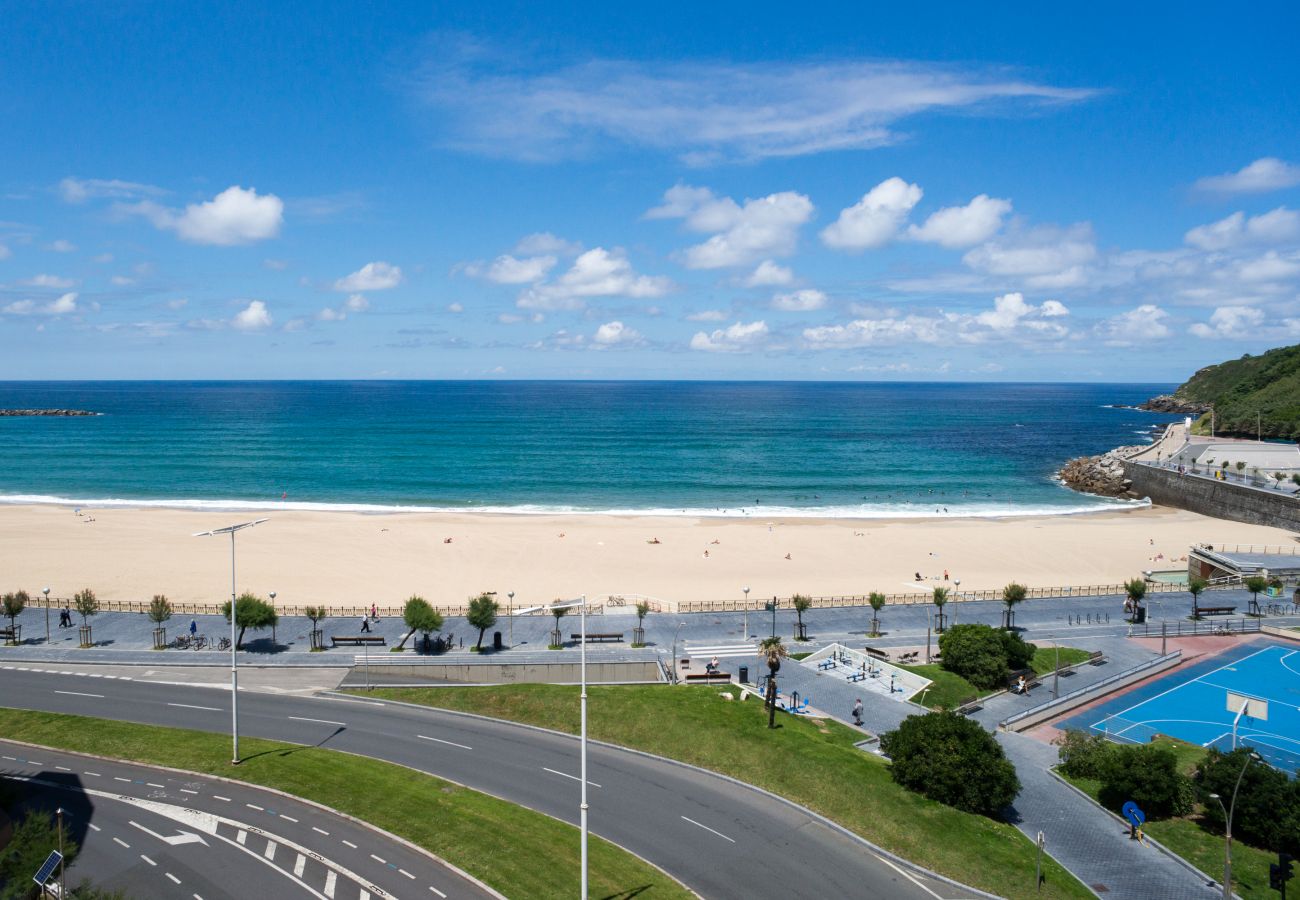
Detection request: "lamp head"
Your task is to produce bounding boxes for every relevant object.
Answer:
[1209,792,1220,800]
[42,587,50,596]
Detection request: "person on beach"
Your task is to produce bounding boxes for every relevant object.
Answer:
[360,615,371,633]
[852,698,863,726]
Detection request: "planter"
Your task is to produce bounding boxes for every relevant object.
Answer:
[309,628,324,651]
[793,622,808,641]
[152,627,167,650]
[550,628,562,647]
[3,623,19,646]
[78,624,93,648]
[632,626,645,646]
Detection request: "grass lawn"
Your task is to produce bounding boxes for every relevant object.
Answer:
[1030,646,1092,675]
[1057,738,1277,899]
[358,683,1093,900]
[0,708,688,900]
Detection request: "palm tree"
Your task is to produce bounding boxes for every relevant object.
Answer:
[932,586,950,633]
[791,594,811,641]
[633,601,650,646]
[549,602,569,648]
[759,636,789,729]
[1001,583,1027,630]
[1188,576,1208,619]
[1124,578,1147,622]
[868,592,886,637]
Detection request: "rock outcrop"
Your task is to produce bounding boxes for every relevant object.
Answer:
[1139,395,1209,415]
[0,409,98,416]
[1058,446,1146,498]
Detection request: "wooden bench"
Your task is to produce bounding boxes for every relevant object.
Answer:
[684,671,730,683]
[1087,651,1106,665]
[571,632,623,643]
[1007,670,1041,695]
[863,646,890,661]
[1196,606,1237,617]
[0,627,16,643]
[331,635,387,647]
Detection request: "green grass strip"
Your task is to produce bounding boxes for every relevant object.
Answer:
[358,683,1094,900]
[0,708,689,900]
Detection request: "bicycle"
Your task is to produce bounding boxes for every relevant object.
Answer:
[191,634,208,650]
[173,635,192,650]
[216,636,231,651]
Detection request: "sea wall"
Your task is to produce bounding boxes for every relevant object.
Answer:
[1122,462,1300,531]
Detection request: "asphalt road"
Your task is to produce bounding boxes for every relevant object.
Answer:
[0,739,497,900]
[0,663,982,900]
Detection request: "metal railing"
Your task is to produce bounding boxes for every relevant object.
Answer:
[1000,650,1183,731]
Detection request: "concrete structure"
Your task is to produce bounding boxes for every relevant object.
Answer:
[1188,545,1300,583]
[1123,460,1300,530]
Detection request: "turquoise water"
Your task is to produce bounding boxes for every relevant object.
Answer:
[0,381,1181,517]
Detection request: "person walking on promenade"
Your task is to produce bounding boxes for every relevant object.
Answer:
[852,698,864,726]
[360,615,371,633]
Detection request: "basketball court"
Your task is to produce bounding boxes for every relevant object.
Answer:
[1067,641,1300,773]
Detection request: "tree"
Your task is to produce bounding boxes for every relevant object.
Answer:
[1243,575,1268,614]
[759,636,788,729]
[932,586,950,632]
[1001,582,1027,630]
[1055,729,1115,779]
[879,710,1020,817]
[938,623,1036,691]
[868,592,886,637]
[1194,748,1300,855]
[1124,578,1147,606]
[220,592,278,648]
[1097,743,1192,819]
[1,590,26,643]
[633,601,650,646]
[402,596,443,651]
[148,594,173,626]
[791,594,812,640]
[73,587,98,627]
[549,602,570,648]
[466,592,499,650]
[305,605,327,650]
[1188,575,1208,618]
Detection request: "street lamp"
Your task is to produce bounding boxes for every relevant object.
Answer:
[519,597,590,899]
[1209,750,1261,900]
[671,620,688,683]
[193,518,268,765]
[507,591,515,647]
[42,586,50,644]
[742,586,750,640]
[268,591,276,644]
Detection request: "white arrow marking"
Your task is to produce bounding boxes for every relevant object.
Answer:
[129,820,209,846]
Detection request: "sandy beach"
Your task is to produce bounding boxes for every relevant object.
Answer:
[1,502,1295,609]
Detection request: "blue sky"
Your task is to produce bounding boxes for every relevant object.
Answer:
[2,1,1299,380]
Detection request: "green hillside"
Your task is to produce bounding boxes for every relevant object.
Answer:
[1173,343,1300,440]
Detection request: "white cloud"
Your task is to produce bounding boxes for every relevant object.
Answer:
[46,239,76,253]
[689,320,769,352]
[962,223,1096,286]
[801,293,1070,349]
[344,293,370,312]
[1188,306,1265,339]
[60,176,165,204]
[231,300,272,331]
[647,186,814,269]
[821,178,922,251]
[803,316,942,347]
[771,289,826,311]
[513,232,582,256]
[334,261,403,291]
[125,185,284,246]
[1184,207,1300,250]
[1095,305,1170,346]
[167,298,188,310]
[409,42,1095,163]
[743,260,794,287]
[518,248,672,310]
[110,275,136,287]
[686,309,729,322]
[593,320,642,346]
[1235,251,1300,283]
[20,274,76,289]
[1194,158,1300,195]
[447,302,464,313]
[475,254,557,284]
[908,194,1011,248]
[317,307,346,322]
[2,292,78,317]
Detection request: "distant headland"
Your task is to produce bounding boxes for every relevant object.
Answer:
[0,409,99,417]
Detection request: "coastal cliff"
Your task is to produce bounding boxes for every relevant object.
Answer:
[1057,446,1144,498]
[1153,342,1300,440]
[0,409,98,416]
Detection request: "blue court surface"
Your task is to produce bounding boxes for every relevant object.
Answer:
[1064,641,1300,773]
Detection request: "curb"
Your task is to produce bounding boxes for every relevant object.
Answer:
[0,736,508,900]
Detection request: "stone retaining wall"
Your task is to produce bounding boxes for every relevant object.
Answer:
[1123,461,1300,531]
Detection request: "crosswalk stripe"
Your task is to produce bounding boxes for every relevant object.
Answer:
[324,871,337,898]
[294,853,306,877]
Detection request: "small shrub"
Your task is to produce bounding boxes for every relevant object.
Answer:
[1055,729,1114,779]
[1096,743,1192,819]
[880,710,1020,817]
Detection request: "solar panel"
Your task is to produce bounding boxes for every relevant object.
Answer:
[33,850,61,886]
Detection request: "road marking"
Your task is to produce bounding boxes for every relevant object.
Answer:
[115,777,132,783]
[213,795,231,802]
[166,872,181,885]
[89,824,101,832]
[370,853,386,864]
[416,734,471,750]
[542,767,602,788]
[130,820,208,846]
[680,815,736,843]
[141,855,157,866]
[181,788,199,795]
[429,887,447,898]
[318,695,385,707]
[56,765,71,771]
[324,871,337,898]
[84,771,102,777]
[168,702,221,712]
[55,690,104,698]
[237,830,247,845]
[89,673,103,678]
[247,803,264,811]
[265,840,277,860]
[289,715,346,726]
[147,782,164,788]
[280,814,298,823]
[399,868,415,879]
[27,759,43,765]
[0,756,12,761]
[341,839,358,849]
[312,826,329,836]
[294,853,306,877]
[361,891,370,900]
[113,837,131,848]
[194,895,204,900]
[875,854,945,899]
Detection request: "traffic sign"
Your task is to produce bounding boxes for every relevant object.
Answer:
[1121,801,1146,828]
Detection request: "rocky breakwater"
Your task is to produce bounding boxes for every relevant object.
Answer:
[1140,395,1210,414]
[0,409,98,416]
[1058,446,1146,498]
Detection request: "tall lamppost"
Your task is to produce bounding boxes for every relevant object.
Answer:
[1209,750,1260,900]
[742,586,750,640]
[193,518,268,765]
[518,597,589,899]
[268,591,277,644]
[507,591,515,647]
[42,586,50,644]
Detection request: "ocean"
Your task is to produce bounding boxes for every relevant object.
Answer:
[0,381,1182,518]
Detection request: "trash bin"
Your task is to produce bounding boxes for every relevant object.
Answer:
[1135,606,1147,624]
[738,665,749,684]
[493,631,503,650]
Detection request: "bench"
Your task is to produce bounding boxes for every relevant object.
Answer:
[955,696,984,715]
[571,632,623,643]
[863,646,890,661]
[1196,606,1237,617]
[1087,651,1106,666]
[0,627,16,643]
[684,671,730,683]
[331,635,387,647]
